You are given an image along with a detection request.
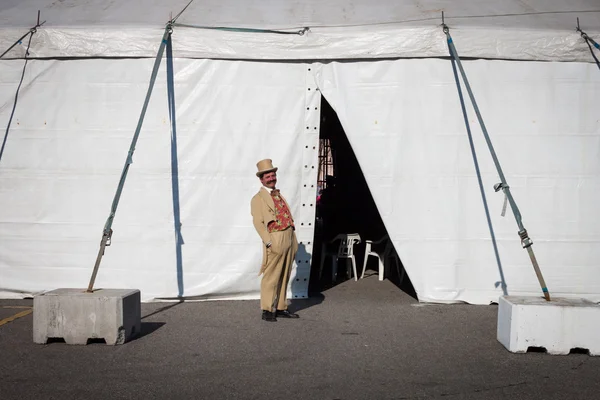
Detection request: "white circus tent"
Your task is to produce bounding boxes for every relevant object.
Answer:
[1,0,599,303]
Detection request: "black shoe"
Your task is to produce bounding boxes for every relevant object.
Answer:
[276,310,299,319]
[262,310,277,322]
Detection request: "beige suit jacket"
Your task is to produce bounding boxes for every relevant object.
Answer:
[250,187,296,274]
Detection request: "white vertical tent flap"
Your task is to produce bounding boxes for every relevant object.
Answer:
[312,59,600,304]
[0,58,317,301]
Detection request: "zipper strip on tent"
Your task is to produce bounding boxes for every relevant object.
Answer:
[442,22,551,302]
[87,24,173,293]
[291,64,321,299]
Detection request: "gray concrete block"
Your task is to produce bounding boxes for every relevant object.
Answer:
[33,288,141,345]
[497,295,600,356]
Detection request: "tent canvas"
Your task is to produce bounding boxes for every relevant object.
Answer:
[1,0,599,303]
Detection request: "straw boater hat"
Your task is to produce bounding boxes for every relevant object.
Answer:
[256,159,278,177]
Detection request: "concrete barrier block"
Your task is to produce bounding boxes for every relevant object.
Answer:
[497,295,600,356]
[33,288,141,345]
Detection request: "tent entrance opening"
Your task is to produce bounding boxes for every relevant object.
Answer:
[309,96,415,298]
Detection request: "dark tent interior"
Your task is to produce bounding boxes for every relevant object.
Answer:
[309,96,416,299]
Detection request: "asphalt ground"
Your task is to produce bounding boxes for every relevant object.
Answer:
[1,274,598,400]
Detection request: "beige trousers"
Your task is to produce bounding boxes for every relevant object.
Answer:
[261,228,297,312]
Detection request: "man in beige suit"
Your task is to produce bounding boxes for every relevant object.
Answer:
[251,159,299,322]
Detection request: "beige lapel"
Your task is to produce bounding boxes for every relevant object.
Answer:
[258,187,275,211]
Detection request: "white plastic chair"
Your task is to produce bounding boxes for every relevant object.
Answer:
[360,235,403,282]
[319,233,362,282]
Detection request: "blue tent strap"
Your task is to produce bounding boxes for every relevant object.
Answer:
[172,22,309,35]
[87,24,173,293]
[576,18,600,70]
[445,33,508,296]
[0,29,37,164]
[584,39,600,70]
[578,30,600,70]
[0,22,45,59]
[577,18,600,49]
[588,37,600,50]
[442,24,551,301]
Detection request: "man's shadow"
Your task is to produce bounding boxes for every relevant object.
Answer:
[290,242,325,312]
